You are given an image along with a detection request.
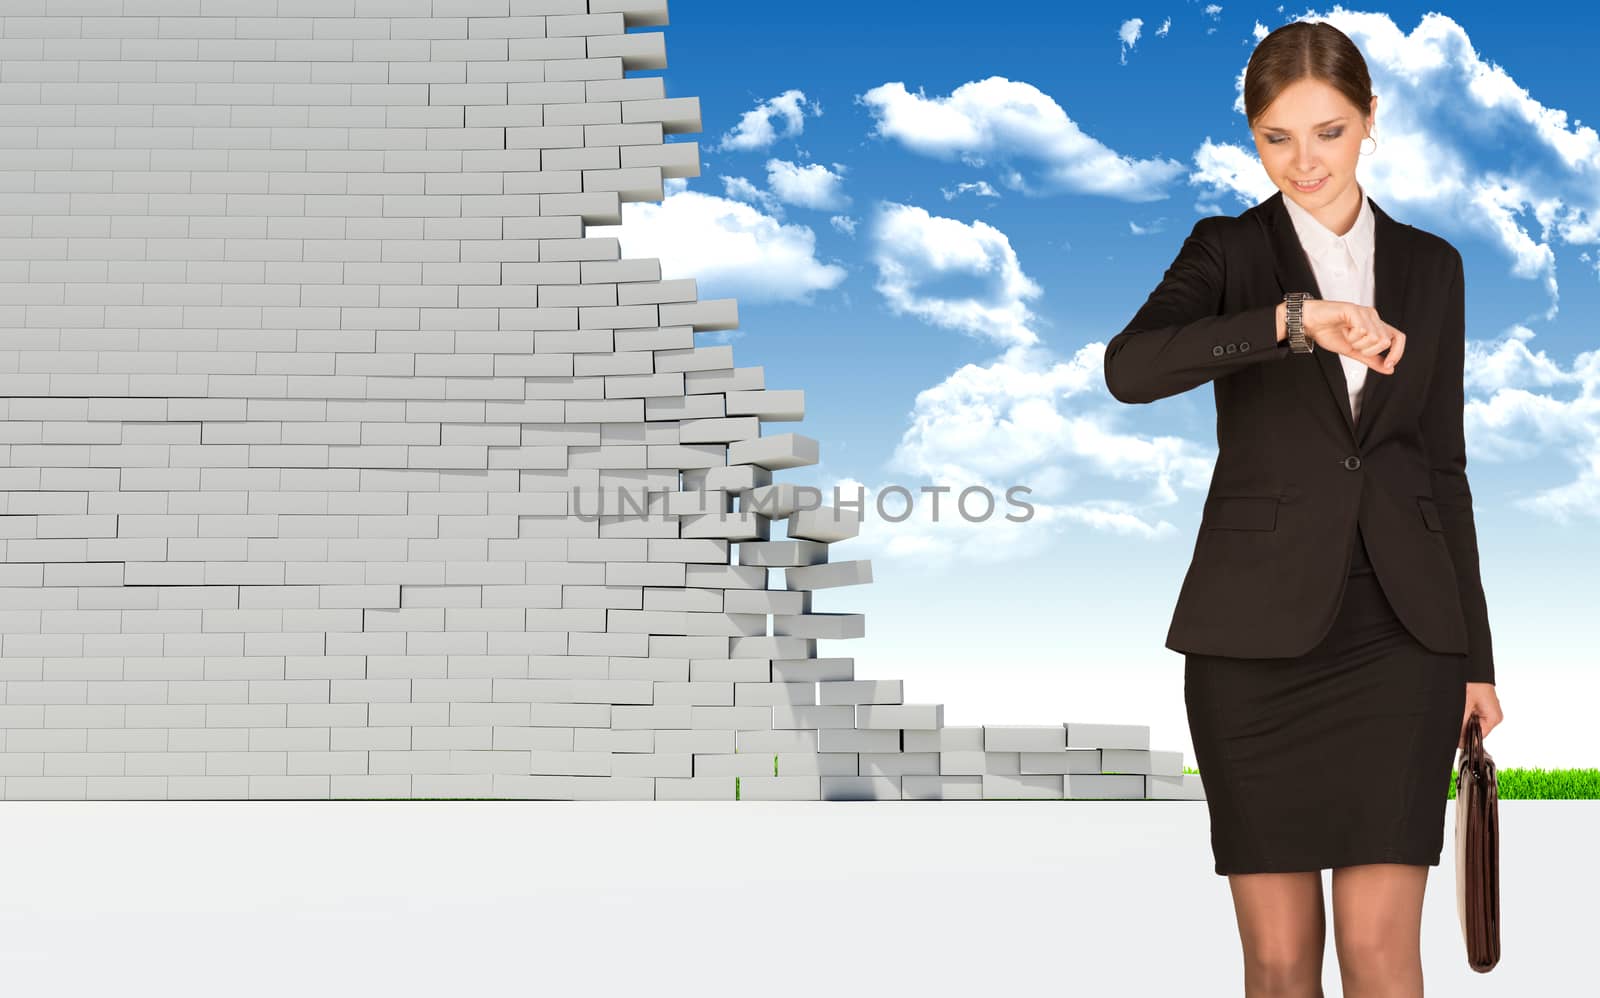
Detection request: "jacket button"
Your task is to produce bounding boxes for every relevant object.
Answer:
[1225,342,1237,354]
[1212,345,1224,357]
[1239,340,1251,351]
[1343,455,1362,470]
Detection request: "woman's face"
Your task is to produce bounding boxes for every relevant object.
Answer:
[1251,77,1375,211]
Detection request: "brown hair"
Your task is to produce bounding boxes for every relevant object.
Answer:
[1243,21,1373,131]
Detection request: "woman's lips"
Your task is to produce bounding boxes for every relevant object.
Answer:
[1292,176,1328,192]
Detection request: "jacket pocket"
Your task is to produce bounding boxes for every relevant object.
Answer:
[1203,495,1279,531]
[1417,496,1445,532]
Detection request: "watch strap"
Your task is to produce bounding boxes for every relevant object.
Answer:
[1283,291,1313,353]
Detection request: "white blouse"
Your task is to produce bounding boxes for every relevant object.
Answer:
[1281,186,1376,424]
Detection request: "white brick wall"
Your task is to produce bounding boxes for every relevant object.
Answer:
[0,0,1200,801]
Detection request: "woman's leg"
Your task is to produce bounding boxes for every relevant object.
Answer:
[1330,863,1428,997]
[1228,870,1327,997]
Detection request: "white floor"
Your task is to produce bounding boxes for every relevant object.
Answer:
[0,800,1585,996]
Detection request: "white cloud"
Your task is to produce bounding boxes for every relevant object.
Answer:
[1580,249,1600,280]
[1119,18,1143,65]
[1420,324,1600,524]
[765,159,851,211]
[714,89,821,152]
[720,174,779,215]
[855,207,1221,550]
[940,180,1001,201]
[1156,17,1171,38]
[593,178,846,305]
[1468,379,1600,524]
[828,340,1220,561]
[1464,325,1577,395]
[718,159,851,217]
[856,77,1187,201]
[889,340,1214,497]
[830,214,859,236]
[868,201,1044,348]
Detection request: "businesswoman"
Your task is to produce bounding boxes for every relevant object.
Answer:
[1103,21,1505,998]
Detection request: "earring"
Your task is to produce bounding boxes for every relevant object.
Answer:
[1360,135,1377,156]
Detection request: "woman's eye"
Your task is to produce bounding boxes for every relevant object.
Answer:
[1266,131,1343,144]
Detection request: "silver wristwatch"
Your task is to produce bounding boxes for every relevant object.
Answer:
[1283,291,1313,353]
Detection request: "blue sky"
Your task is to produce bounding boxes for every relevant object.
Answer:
[592,3,1600,767]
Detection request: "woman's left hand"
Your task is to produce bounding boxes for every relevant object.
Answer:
[1459,682,1503,748]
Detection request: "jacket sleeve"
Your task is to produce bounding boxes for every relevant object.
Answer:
[1104,216,1291,404]
[1427,248,1495,684]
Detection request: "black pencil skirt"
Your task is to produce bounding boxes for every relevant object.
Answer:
[1184,522,1469,875]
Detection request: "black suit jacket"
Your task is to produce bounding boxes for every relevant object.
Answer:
[1104,189,1495,684]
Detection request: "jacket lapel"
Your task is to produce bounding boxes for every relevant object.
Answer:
[1263,189,1411,446]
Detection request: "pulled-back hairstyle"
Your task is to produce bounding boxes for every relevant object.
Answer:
[1243,21,1373,130]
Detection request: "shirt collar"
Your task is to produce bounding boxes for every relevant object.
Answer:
[1282,183,1374,268]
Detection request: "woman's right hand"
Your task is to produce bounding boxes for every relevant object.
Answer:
[1299,298,1406,374]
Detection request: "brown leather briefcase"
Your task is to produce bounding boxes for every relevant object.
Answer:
[1455,713,1500,972]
